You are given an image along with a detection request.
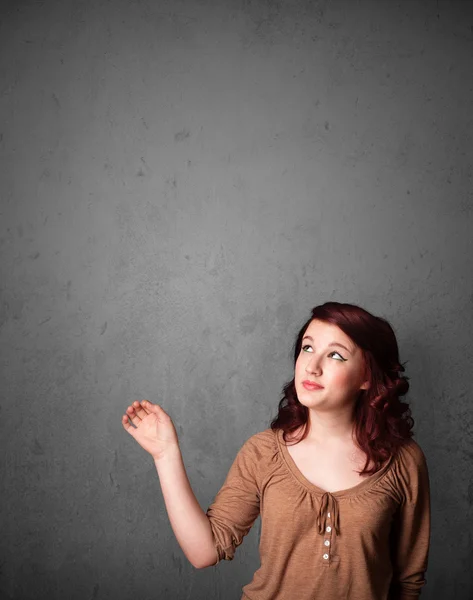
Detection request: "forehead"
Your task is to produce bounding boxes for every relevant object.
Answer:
[303,319,357,352]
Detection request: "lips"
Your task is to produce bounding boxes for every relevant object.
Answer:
[302,380,324,390]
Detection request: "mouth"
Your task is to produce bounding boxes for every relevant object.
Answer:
[302,380,324,391]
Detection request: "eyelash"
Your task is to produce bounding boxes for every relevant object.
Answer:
[301,345,347,361]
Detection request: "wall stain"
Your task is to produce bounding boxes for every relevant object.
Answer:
[165,176,177,188]
[109,450,120,493]
[172,551,183,575]
[137,156,150,177]
[174,128,190,142]
[2,298,24,323]
[240,312,259,335]
[52,93,61,109]
[467,481,473,506]
[32,438,44,455]
[100,321,107,335]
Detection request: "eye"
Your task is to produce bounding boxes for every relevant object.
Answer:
[302,344,313,353]
[329,351,346,361]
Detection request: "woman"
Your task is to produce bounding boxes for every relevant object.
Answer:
[122,301,430,600]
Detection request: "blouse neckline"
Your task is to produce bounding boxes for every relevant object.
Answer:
[275,428,395,499]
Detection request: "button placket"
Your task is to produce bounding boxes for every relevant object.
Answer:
[322,516,333,563]
[317,493,338,565]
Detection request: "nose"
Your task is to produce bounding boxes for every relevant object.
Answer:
[305,354,322,375]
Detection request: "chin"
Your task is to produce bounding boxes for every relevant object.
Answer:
[296,390,324,407]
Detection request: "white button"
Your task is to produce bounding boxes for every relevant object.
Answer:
[323,553,329,560]
[326,526,332,533]
[327,512,331,518]
[324,540,330,547]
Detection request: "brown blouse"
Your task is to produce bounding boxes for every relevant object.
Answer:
[206,428,430,600]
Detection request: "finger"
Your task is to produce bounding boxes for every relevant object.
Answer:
[132,400,148,420]
[139,400,154,415]
[122,414,136,434]
[126,405,142,426]
[141,400,169,420]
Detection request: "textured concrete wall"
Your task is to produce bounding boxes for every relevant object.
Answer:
[1,0,472,598]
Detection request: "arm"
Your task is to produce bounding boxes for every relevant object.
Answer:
[122,400,261,569]
[158,434,262,569]
[154,448,217,569]
[122,400,217,569]
[389,444,431,599]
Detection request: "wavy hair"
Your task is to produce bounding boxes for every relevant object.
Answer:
[270,302,414,475]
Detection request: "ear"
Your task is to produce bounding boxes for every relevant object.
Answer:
[359,379,370,391]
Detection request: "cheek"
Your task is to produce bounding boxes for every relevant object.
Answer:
[330,367,359,389]
[294,356,305,377]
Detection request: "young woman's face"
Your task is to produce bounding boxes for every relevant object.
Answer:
[294,319,370,412]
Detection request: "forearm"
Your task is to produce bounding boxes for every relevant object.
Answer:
[154,448,217,569]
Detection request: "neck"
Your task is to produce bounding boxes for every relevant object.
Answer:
[304,407,355,445]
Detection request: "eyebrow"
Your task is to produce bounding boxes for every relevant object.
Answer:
[302,335,353,355]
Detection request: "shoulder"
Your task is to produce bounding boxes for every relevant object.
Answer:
[232,428,280,477]
[395,438,428,470]
[235,429,281,485]
[392,438,430,504]
[240,428,278,456]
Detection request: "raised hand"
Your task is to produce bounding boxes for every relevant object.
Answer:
[122,400,180,460]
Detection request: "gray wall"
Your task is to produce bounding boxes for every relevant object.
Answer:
[1,0,472,598]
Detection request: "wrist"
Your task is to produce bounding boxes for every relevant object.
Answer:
[153,443,182,465]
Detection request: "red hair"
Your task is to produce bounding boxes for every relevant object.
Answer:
[270,302,414,475]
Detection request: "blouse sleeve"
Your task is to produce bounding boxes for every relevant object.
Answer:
[389,442,431,599]
[205,435,262,565]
